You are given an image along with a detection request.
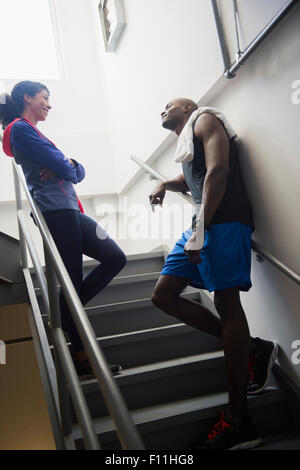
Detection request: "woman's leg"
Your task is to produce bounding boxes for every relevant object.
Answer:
[78,213,127,307]
[43,209,85,353]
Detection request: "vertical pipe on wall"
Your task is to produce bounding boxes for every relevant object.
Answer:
[210,0,234,76]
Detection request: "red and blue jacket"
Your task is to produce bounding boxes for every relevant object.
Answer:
[2,117,85,213]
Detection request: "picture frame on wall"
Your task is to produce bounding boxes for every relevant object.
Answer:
[98,0,126,52]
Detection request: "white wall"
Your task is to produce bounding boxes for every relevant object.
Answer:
[218,0,288,64]
[209,4,300,386]
[122,2,300,386]
[0,0,117,203]
[94,0,223,191]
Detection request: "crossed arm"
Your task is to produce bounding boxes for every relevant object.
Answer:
[12,121,85,183]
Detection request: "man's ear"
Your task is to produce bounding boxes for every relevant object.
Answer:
[183,105,191,112]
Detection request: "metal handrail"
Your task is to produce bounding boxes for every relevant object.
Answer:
[11,159,145,450]
[131,155,300,286]
[211,0,299,79]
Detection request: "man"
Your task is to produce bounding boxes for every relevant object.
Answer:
[149,98,278,450]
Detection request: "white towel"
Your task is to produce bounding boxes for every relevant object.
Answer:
[174,107,237,163]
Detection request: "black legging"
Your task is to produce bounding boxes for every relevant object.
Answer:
[42,209,127,352]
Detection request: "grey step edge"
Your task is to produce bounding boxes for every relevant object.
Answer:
[84,289,201,314]
[49,322,214,351]
[29,250,166,277]
[72,388,288,441]
[80,350,226,390]
[34,271,163,295]
[43,290,200,325]
[69,351,229,423]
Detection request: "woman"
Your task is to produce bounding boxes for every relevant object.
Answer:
[0,81,126,379]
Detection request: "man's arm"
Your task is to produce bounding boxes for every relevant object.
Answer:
[149,174,189,206]
[184,113,229,263]
[193,113,229,227]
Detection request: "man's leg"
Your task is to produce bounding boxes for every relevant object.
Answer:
[152,274,223,339]
[214,287,250,423]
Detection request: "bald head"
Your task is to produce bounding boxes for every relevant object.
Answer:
[172,98,198,112]
[161,97,198,134]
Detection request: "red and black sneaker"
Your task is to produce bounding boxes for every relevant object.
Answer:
[192,412,262,450]
[247,338,278,395]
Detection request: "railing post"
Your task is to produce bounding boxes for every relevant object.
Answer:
[44,243,73,438]
[12,162,28,268]
[12,158,145,449]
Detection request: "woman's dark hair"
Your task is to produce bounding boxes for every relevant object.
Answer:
[0,81,49,129]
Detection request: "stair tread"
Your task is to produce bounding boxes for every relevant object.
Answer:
[35,273,199,294]
[72,387,285,439]
[29,250,165,274]
[116,350,225,376]
[80,350,225,389]
[98,322,196,342]
[49,322,221,352]
[83,289,200,314]
[255,432,300,450]
[35,271,162,293]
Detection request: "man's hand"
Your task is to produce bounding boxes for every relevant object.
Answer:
[40,168,56,181]
[149,182,166,208]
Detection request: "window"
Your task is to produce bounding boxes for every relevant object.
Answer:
[0,0,63,80]
[98,0,126,52]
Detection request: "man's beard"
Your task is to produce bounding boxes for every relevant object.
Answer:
[162,116,179,131]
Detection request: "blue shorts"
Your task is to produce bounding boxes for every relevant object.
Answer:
[160,222,253,292]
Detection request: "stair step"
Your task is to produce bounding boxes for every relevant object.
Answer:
[253,432,300,450]
[30,251,166,288]
[36,272,170,313]
[71,351,227,421]
[48,323,223,368]
[96,324,223,368]
[43,290,201,340]
[73,388,292,450]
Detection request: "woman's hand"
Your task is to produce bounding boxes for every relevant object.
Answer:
[40,168,56,181]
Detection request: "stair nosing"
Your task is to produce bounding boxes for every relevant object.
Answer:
[84,290,200,313]
[72,388,287,440]
[41,290,200,319]
[80,350,225,389]
[49,322,201,350]
[34,271,163,295]
[97,323,198,344]
[29,251,165,274]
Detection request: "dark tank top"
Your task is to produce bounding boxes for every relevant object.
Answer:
[182,118,255,230]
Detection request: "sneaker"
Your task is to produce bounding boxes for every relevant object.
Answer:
[247,338,278,395]
[192,412,262,450]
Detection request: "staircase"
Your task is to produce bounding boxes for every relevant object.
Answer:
[31,250,300,450]
[0,232,29,306]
